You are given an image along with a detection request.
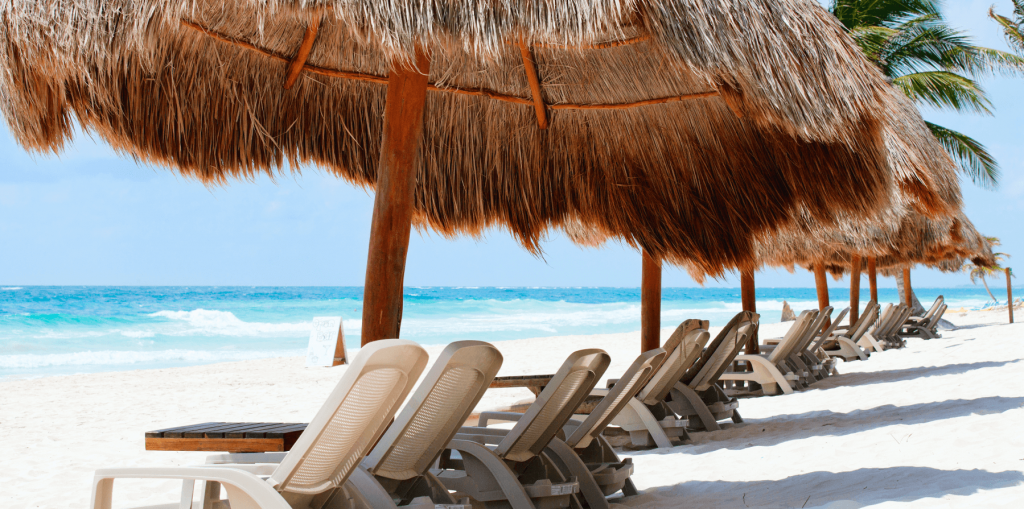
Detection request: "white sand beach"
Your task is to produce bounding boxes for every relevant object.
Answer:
[2,308,1023,509]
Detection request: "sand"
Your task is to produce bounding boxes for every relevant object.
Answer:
[2,308,1022,508]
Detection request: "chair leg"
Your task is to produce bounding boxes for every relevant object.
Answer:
[543,439,610,509]
[668,383,720,431]
[345,468,400,509]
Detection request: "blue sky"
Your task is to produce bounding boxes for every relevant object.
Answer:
[1,0,1021,289]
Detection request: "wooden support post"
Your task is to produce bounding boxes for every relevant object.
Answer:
[641,250,662,352]
[283,21,321,90]
[849,255,862,325]
[517,38,548,129]
[360,48,430,346]
[740,268,759,354]
[868,256,878,303]
[1007,268,1014,324]
[813,263,831,331]
[902,268,913,307]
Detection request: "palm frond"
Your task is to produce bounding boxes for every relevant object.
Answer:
[894,71,992,113]
[926,121,999,188]
[990,3,1024,55]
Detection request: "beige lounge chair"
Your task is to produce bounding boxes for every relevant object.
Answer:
[719,310,817,396]
[900,296,946,340]
[857,303,896,353]
[472,348,668,509]
[604,319,709,448]
[877,304,911,349]
[90,339,430,509]
[799,307,848,380]
[658,311,758,432]
[436,349,609,509]
[823,301,878,361]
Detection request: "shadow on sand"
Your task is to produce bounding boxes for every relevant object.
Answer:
[819,359,1021,390]
[664,395,1024,454]
[618,466,1024,508]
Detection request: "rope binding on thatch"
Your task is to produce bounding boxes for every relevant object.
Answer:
[181,19,725,113]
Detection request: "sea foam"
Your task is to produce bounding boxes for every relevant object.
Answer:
[0,348,304,369]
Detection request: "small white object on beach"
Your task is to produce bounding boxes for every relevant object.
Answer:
[306,316,346,367]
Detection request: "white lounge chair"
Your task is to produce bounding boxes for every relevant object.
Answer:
[719,310,817,396]
[436,349,609,509]
[91,339,430,509]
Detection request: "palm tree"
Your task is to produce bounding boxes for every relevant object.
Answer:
[990,1,1024,55]
[830,0,1024,188]
[964,237,1011,302]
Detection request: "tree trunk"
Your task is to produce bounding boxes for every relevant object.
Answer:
[982,276,997,302]
[849,255,862,325]
[741,269,759,354]
[641,250,662,352]
[895,275,926,316]
[360,49,430,345]
[813,263,831,332]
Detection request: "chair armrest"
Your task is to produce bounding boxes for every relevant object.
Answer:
[458,426,511,437]
[605,378,620,388]
[91,467,288,509]
[478,411,526,427]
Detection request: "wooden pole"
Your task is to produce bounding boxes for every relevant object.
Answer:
[902,268,913,308]
[740,268,759,354]
[868,256,878,303]
[813,263,831,331]
[1007,268,1014,324]
[360,48,431,346]
[641,250,662,352]
[849,255,862,325]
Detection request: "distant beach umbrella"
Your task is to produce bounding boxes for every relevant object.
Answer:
[0,0,959,344]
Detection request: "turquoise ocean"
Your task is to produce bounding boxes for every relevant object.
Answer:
[0,286,998,380]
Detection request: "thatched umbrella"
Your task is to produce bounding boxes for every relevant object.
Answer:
[1,0,957,347]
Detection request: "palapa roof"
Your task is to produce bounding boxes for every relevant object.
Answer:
[0,0,958,275]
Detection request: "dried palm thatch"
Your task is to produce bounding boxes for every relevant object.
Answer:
[0,0,957,275]
[801,212,995,278]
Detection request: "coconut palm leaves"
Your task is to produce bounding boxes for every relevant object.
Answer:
[990,0,1024,55]
[963,237,1011,301]
[830,0,1024,188]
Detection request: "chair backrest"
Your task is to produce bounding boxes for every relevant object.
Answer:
[791,307,830,356]
[920,296,944,319]
[495,349,610,463]
[890,305,913,335]
[685,311,760,391]
[564,348,667,449]
[847,304,879,343]
[872,304,895,335]
[639,320,709,405]
[849,301,878,331]
[927,304,948,330]
[766,310,817,364]
[269,340,429,495]
[364,341,503,481]
[682,311,753,386]
[808,307,848,353]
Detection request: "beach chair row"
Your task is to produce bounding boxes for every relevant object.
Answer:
[91,320,756,509]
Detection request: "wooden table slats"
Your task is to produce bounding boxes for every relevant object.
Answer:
[146,422,307,453]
